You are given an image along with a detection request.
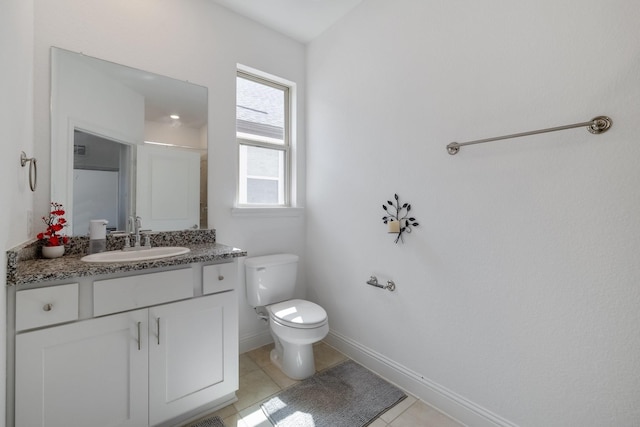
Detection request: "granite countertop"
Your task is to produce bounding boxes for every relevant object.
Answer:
[6,229,247,287]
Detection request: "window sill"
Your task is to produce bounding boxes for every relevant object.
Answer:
[231,207,304,218]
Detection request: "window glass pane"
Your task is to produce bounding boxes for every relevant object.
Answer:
[247,179,279,204]
[236,76,285,144]
[236,69,291,207]
[247,145,280,177]
[239,145,285,205]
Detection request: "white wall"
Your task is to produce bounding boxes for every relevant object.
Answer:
[1,0,35,248]
[145,120,204,149]
[33,0,306,353]
[307,1,640,426]
[1,0,34,425]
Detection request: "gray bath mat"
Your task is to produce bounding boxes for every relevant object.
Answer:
[187,414,225,427]
[261,360,406,427]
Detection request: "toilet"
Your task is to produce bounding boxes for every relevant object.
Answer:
[244,254,329,380]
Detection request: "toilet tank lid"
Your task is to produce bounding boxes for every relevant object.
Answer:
[245,254,299,268]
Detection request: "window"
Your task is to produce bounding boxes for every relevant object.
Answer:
[236,71,291,206]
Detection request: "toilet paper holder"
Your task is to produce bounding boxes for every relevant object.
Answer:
[366,276,396,292]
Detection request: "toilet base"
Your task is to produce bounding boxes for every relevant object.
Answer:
[270,340,316,380]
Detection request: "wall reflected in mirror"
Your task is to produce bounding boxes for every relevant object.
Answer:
[51,47,208,236]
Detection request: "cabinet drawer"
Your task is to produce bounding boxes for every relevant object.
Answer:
[16,283,79,331]
[203,262,237,295]
[94,268,193,316]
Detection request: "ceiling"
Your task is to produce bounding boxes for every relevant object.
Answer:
[211,0,362,43]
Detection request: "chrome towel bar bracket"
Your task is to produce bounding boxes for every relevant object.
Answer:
[446,115,612,155]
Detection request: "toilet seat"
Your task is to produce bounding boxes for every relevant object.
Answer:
[268,299,327,329]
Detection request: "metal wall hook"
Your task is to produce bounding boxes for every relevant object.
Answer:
[20,151,37,191]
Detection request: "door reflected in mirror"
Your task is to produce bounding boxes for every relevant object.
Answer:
[51,47,208,236]
[73,130,133,235]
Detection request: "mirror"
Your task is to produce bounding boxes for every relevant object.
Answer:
[50,47,208,236]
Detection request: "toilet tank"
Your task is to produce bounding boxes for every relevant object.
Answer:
[244,254,299,307]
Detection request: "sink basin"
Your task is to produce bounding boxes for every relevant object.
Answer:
[81,246,191,263]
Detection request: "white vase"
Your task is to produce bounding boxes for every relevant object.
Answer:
[42,245,65,259]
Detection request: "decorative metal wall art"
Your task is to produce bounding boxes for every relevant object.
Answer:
[382,194,419,243]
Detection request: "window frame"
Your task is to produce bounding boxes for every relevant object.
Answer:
[236,70,292,208]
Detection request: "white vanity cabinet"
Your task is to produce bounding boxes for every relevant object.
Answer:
[16,309,149,427]
[10,260,239,427]
[149,291,237,425]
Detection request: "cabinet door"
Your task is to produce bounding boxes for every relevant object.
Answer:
[15,310,148,427]
[148,291,238,425]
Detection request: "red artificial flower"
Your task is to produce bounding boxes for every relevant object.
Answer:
[38,202,69,247]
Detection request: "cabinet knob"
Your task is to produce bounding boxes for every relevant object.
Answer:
[43,303,53,312]
[218,275,224,281]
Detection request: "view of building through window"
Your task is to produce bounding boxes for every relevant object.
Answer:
[236,72,290,206]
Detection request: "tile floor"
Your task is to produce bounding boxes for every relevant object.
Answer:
[191,341,464,427]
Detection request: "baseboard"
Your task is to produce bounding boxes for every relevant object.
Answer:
[239,329,273,354]
[324,330,519,427]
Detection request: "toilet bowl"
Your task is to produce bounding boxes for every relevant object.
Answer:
[267,299,329,379]
[244,254,329,380]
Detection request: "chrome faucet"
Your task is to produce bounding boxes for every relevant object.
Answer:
[134,216,141,247]
[124,216,151,251]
